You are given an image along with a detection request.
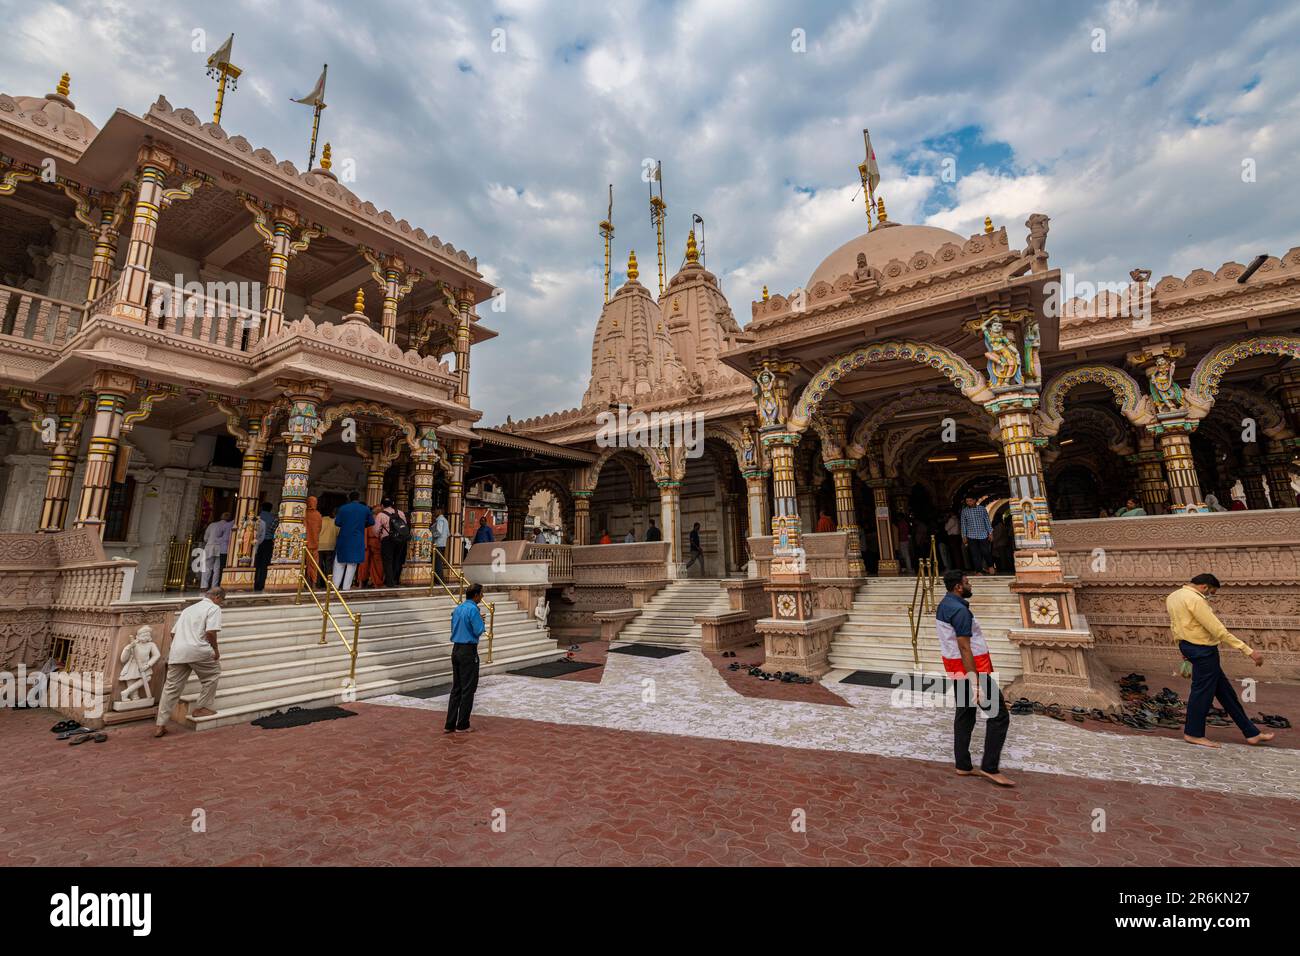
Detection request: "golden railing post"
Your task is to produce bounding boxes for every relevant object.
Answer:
[295,547,305,606]
[487,601,495,664]
[320,575,331,646]
[350,615,360,681]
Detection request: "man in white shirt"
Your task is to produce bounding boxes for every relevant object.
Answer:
[200,513,234,589]
[154,587,226,738]
[431,507,450,581]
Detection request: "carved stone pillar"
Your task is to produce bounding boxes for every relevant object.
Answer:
[20,393,92,532]
[219,401,279,592]
[453,287,475,406]
[394,454,411,514]
[1264,439,1296,508]
[265,381,331,591]
[72,371,135,536]
[70,184,131,304]
[400,415,440,586]
[572,491,592,546]
[1154,422,1207,513]
[744,472,770,548]
[1129,432,1169,515]
[825,461,864,575]
[240,200,320,340]
[989,395,1055,554]
[111,148,205,322]
[445,440,469,567]
[358,424,400,508]
[361,249,421,344]
[658,479,683,577]
[1239,447,1270,510]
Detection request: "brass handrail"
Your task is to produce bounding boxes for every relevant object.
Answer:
[295,548,361,682]
[905,534,940,669]
[428,549,495,664]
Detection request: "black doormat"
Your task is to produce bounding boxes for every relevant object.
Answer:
[840,670,902,688]
[250,705,357,729]
[509,659,601,678]
[402,683,452,699]
[609,644,688,659]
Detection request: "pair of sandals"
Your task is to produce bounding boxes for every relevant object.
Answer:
[55,725,108,744]
[1259,713,1292,729]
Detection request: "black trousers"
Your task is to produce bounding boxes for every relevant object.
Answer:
[381,536,401,587]
[445,642,480,731]
[1180,640,1259,738]
[965,537,993,571]
[954,673,1010,773]
[252,540,273,591]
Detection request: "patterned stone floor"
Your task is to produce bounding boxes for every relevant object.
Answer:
[374,646,1300,801]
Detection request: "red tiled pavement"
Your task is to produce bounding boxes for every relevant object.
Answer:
[3,704,1298,866]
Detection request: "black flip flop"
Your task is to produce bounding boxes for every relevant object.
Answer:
[69,734,94,746]
[50,720,76,733]
[57,727,91,740]
[92,733,108,743]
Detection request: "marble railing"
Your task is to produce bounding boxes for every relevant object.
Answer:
[525,543,573,582]
[145,279,263,351]
[571,541,671,586]
[0,283,85,348]
[1052,511,1300,678]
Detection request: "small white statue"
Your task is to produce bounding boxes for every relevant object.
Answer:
[534,596,549,629]
[118,625,161,703]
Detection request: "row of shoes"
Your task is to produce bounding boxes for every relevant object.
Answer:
[745,666,814,684]
[50,719,108,745]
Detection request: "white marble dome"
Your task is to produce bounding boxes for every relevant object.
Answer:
[808,222,965,287]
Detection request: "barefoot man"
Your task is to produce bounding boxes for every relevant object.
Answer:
[936,570,1014,787]
[1168,573,1272,748]
[154,586,225,738]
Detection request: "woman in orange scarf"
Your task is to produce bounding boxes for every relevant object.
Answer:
[362,505,385,588]
[304,496,323,585]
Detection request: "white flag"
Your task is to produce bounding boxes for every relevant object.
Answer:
[861,129,880,194]
[293,65,328,109]
[207,34,235,70]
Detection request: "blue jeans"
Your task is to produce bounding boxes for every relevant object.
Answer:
[1179,641,1259,738]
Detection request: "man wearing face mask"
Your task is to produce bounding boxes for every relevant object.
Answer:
[936,569,1013,787]
[1168,573,1272,749]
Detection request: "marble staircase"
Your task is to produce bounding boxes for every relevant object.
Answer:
[180,591,560,730]
[615,579,732,648]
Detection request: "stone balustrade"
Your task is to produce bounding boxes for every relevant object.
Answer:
[1053,511,1300,679]
[0,283,85,348]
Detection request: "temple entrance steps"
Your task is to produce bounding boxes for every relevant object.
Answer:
[615,579,732,648]
[827,575,1023,680]
[180,591,561,730]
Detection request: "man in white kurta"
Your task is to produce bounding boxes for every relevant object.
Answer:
[154,587,225,737]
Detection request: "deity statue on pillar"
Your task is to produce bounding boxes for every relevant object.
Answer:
[1147,354,1184,412]
[982,317,1023,387]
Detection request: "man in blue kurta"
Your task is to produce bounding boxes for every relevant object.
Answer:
[445,583,486,733]
[332,491,374,590]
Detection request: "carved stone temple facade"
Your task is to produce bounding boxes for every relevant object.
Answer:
[3,70,1299,717]
[0,75,496,687]
[502,203,1300,699]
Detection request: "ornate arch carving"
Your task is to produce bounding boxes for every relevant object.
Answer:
[704,424,751,475]
[789,339,993,434]
[1211,386,1292,439]
[1188,334,1300,412]
[1037,365,1154,437]
[581,444,666,492]
[312,401,433,462]
[520,473,574,512]
[848,389,995,459]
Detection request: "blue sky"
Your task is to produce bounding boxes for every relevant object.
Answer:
[2,0,1299,423]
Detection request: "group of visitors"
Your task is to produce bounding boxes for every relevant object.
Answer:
[198,502,280,592]
[598,517,663,544]
[324,492,422,590]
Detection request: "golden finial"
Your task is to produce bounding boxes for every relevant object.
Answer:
[627,249,639,282]
[876,197,887,222]
[321,142,332,171]
[353,287,365,313]
[761,285,769,302]
[56,73,70,97]
[685,228,699,264]
[983,216,994,234]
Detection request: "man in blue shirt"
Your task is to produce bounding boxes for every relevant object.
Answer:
[472,515,495,544]
[445,583,486,733]
[959,495,997,575]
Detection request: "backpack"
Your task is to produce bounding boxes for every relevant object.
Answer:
[387,510,410,543]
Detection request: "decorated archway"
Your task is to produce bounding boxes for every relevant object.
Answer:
[1036,365,1153,438]
[788,339,993,434]
[848,388,996,459]
[1188,333,1300,410]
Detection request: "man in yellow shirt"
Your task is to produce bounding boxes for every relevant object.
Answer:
[1168,573,1272,748]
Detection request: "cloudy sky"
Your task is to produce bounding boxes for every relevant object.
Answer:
[3,0,1298,423]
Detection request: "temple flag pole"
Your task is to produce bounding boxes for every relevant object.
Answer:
[599,184,614,303]
[293,65,329,171]
[206,34,241,125]
[859,128,881,229]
